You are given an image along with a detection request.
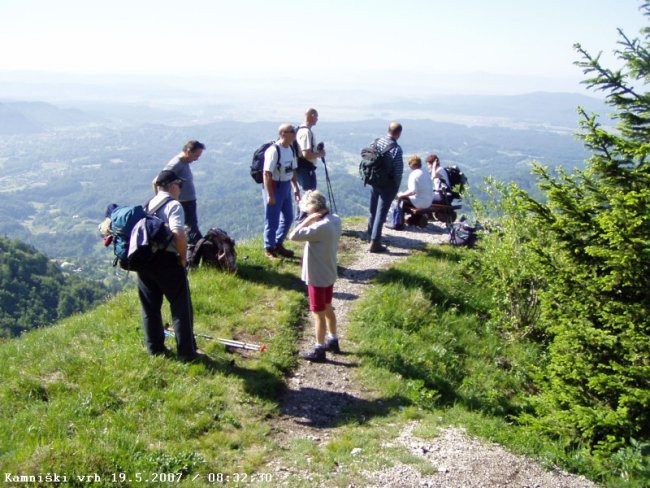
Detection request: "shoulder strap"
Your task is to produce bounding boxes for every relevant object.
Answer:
[144,196,174,215]
[273,143,282,170]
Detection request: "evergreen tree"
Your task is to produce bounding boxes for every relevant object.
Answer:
[523,3,650,455]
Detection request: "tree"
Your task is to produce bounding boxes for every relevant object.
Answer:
[522,3,650,456]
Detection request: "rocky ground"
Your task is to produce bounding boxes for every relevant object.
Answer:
[267,222,596,487]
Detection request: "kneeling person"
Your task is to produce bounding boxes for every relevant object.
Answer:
[289,190,342,362]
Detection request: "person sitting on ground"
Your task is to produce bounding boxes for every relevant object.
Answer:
[397,155,434,212]
[425,153,451,203]
[288,190,342,362]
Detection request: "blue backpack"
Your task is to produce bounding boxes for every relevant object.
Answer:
[386,199,405,230]
[106,197,174,271]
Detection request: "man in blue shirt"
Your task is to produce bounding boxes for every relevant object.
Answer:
[367,122,404,253]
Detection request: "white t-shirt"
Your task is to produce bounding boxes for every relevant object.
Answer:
[408,168,434,209]
[434,166,451,192]
[263,142,295,182]
[296,126,316,164]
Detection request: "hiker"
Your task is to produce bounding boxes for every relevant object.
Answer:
[154,140,205,246]
[295,108,326,194]
[367,121,404,252]
[263,123,301,259]
[397,154,434,212]
[289,190,342,362]
[426,153,451,203]
[139,169,200,361]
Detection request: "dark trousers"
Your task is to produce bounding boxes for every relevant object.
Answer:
[295,166,317,221]
[137,252,195,356]
[368,185,398,241]
[181,199,202,245]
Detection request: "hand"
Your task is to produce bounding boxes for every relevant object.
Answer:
[294,189,301,202]
[319,150,326,159]
[267,195,276,206]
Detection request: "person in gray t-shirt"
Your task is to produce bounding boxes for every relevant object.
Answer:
[153,140,205,245]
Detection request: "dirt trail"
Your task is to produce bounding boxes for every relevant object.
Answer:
[268,223,596,488]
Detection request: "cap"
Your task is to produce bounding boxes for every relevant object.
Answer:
[155,170,185,187]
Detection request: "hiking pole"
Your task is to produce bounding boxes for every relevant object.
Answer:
[164,325,266,352]
[316,142,337,214]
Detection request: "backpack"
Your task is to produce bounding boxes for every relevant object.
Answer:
[189,228,237,273]
[449,220,478,247]
[444,166,468,194]
[293,126,316,171]
[385,199,405,230]
[104,197,174,271]
[250,141,296,183]
[359,139,397,189]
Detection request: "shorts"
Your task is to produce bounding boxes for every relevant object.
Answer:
[308,284,334,312]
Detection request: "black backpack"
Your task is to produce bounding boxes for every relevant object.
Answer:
[250,142,296,183]
[189,228,237,273]
[293,125,316,171]
[445,166,468,194]
[449,220,479,247]
[359,139,397,189]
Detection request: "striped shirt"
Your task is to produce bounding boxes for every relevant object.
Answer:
[375,135,404,191]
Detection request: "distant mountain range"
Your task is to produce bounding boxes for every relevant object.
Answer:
[0,101,94,134]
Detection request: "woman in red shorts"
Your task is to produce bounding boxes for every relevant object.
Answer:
[289,190,342,362]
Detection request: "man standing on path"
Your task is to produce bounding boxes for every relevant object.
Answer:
[263,124,301,259]
[295,108,326,195]
[289,190,342,362]
[154,140,205,246]
[367,121,404,253]
[139,170,200,361]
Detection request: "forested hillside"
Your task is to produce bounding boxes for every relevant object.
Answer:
[0,235,107,337]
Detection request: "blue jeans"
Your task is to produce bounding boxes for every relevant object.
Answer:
[264,180,294,250]
[367,185,398,242]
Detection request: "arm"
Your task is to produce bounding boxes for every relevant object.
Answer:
[291,172,300,201]
[302,148,325,160]
[288,212,326,241]
[263,171,275,205]
[173,229,188,267]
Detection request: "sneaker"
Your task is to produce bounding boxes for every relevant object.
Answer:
[324,337,341,353]
[265,248,279,259]
[369,240,388,253]
[274,244,295,258]
[300,346,326,362]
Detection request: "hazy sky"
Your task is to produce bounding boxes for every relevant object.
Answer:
[0,0,646,95]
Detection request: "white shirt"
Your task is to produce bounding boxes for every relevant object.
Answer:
[296,126,316,164]
[263,142,295,182]
[408,168,434,209]
[433,166,451,192]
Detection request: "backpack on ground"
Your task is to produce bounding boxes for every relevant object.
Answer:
[188,228,237,273]
[359,139,397,189]
[444,165,468,195]
[449,219,478,247]
[102,197,174,271]
[385,199,405,230]
[250,141,296,183]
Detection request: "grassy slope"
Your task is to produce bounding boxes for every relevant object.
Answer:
[0,237,306,483]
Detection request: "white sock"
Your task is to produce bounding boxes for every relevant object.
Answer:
[327,334,338,340]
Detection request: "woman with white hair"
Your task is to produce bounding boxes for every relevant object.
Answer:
[288,190,342,362]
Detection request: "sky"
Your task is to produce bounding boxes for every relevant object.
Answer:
[0,0,647,96]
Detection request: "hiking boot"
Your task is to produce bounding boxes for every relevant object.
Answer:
[324,337,341,353]
[178,351,208,362]
[265,248,279,259]
[274,243,294,258]
[300,346,326,362]
[369,240,388,253]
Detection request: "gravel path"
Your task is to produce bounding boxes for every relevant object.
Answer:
[268,222,597,487]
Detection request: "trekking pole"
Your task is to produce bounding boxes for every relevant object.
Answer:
[316,142,337,213]
[164,326,266,352]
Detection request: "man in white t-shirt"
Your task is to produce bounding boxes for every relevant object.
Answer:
[263,124,301,259]
[295,108,326,193]
[398,155,434,210]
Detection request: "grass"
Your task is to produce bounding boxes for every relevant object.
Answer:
[0,237,306,485]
